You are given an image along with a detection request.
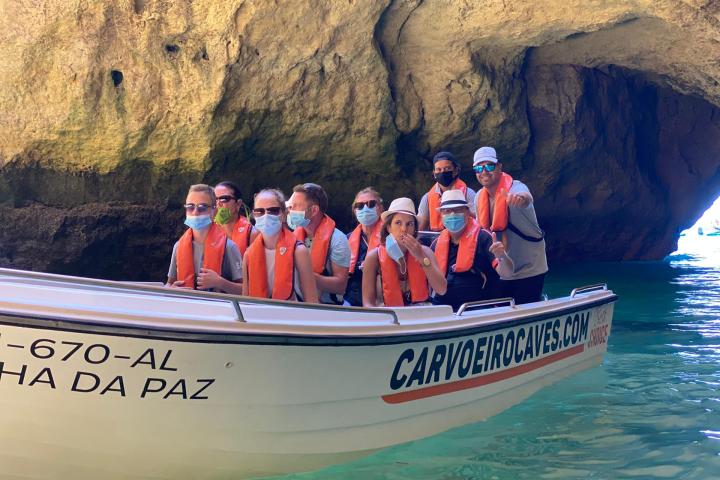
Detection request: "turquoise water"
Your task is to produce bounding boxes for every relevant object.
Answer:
[276,255,720,479]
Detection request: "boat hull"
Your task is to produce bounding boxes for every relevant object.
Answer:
[0,269,616,479]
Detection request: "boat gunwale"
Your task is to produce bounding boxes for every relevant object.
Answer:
[0,294,617,346]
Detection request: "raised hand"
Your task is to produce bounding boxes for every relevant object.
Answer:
[488,231,507,258]
[506,190,530,208]
[398,233,425,260]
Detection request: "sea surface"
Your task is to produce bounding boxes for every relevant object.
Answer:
[273,239,720,479]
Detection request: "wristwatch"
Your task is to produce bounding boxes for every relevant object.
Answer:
[421,257,432,268]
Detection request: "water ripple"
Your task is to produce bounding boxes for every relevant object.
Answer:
[273,260,720,480]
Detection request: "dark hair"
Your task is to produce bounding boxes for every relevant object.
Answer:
[215,180,242,200]
[292,182,328,213]
[432,151,458,167]
[380,212,418,244]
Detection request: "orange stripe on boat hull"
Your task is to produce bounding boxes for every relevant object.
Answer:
[382,344,585,404]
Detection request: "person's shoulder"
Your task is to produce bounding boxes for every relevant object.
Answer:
[332,228,350,245]
[510,179,530,192]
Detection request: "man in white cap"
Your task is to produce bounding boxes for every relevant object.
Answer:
[431,189,514,310]
[473,146,547,304]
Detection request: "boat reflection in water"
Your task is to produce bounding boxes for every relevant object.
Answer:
[0,268,616,479]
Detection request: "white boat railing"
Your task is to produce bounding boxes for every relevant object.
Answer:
[0,268,615,330]
[455,297,516,316]
[570,283,607,298]
[0,267,401,325]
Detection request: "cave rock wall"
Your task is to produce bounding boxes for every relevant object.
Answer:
[2,1,720,278]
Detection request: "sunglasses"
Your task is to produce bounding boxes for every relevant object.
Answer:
[474,164,497,173]
[353,200,379,210]
[252,207,283,217]
[441,207,468,215]
[184,203,212,213]
[216,195,236,204]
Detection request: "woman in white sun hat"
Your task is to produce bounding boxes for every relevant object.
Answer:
[361,197,447,307]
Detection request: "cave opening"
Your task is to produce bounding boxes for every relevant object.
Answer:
[671,196,720,259]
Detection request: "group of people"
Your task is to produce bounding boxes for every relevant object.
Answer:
[166,146,547,310]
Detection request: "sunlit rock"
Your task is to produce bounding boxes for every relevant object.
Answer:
[1,0,720,277]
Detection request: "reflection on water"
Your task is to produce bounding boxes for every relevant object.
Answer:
[274,253,720,479]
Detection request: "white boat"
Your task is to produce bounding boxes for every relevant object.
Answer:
[0,267,617,479]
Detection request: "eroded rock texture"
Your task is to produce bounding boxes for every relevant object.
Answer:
[1,0,720,278]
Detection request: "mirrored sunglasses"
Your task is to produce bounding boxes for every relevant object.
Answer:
[474,164,497,173]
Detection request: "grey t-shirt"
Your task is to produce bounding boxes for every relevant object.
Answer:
[302,228,351,304]
[474,180,547,280]
[168,239,243,289]
[418,184,477,220]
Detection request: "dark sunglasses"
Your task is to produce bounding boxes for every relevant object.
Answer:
[474,164,497,173]
[184,203,212,213]
[353,200,379,210]
[252,207,283,217]
[216,195,236,204]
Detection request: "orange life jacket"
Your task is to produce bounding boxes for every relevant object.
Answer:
[176,223,227,289]
[427,179,468,231]
[378,246,429,307]
[477,173,513,232]
[435,219,481,275]
[230,216,253,256]
[294,215,336,274]
[245,227,297,300]
[348,221,382,275]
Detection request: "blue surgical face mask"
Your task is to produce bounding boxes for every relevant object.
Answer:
[254,213,282,237]
[185,215,213,231]
[442,213,466,233]
[287,210,310,231]
[355,206,379,226]
[385,233,405,262]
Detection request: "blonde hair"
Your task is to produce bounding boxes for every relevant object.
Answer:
[254,188,287,211]
[352,186,383,206]
[188,184,216,203]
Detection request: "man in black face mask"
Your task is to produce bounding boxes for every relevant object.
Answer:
[417,151,476,232]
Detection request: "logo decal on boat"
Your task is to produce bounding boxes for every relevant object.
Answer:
[383,311,593,403]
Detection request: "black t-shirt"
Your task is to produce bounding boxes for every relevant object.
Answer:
[432,230,501,311]
[344,231,369,306]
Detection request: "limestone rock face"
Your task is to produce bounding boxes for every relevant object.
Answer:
[1,0,720,278]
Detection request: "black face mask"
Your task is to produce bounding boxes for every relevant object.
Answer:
[434,171,456,187]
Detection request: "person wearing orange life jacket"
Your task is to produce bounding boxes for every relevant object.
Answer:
[361,198,447,307]
[166,184,243,295]
[473,146,547,304]
[431,189,515,311]
[242,189,319,303]
[417,151,476,232]
[344,187,384,306]
[213,181,258,257]
[287,183,351,305]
